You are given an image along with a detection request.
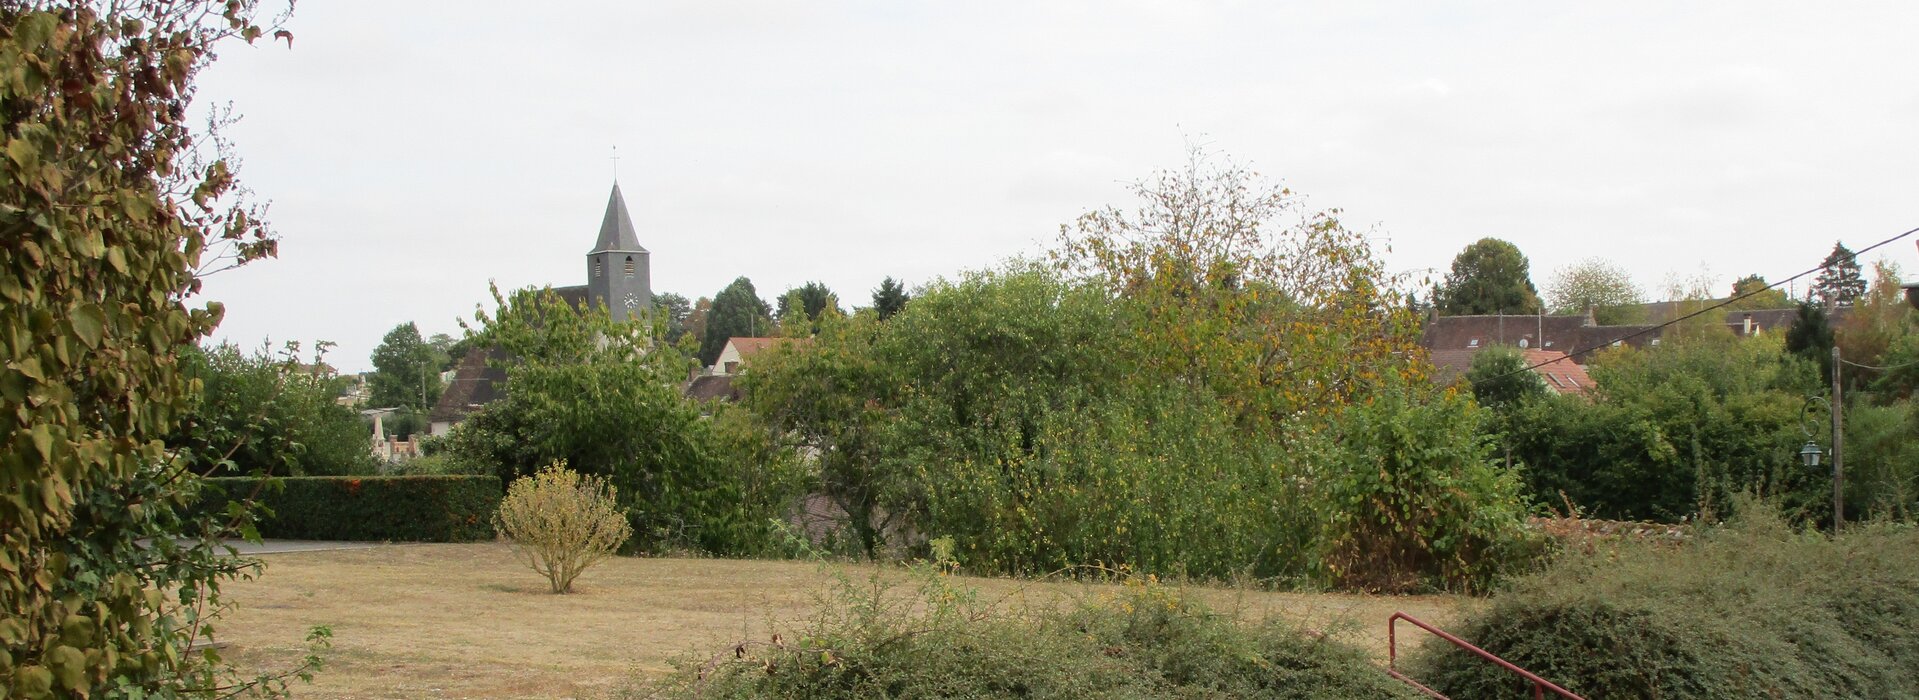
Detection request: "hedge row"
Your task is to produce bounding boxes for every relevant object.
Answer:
[201,475,502,542]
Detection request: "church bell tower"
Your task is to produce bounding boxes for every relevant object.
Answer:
[586,183,652,322]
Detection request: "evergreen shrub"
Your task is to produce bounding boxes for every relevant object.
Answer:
[202,475,502,542]
[1411,507,1919,698]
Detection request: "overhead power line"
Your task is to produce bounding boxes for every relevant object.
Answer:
[1470,225,1919,387]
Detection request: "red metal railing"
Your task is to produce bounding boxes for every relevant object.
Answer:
[1387,611,1585,700]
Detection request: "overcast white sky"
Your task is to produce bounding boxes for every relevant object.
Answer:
[194,1,1919,372]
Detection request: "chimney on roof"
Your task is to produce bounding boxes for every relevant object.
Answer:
[1742,313,1753,336]
[1583,306,1597,327]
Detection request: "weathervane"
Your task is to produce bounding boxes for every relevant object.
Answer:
[611,145,620,180]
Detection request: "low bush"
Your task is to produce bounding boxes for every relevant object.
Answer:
[1410,506,1919,698]
[494,462,631,593]
[202,475,501,542]
[623,566,1419,700]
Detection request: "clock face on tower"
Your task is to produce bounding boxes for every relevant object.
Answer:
[622,292,640,310]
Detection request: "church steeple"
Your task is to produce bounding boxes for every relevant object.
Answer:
[586,182,652,322]
[591,183,647,254]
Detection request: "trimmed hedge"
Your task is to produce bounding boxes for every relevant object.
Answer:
[202,475,502,542]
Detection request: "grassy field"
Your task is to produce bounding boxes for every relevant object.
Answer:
[218,543,1464,699]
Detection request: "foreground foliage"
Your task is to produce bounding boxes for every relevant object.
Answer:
[0,2,330,697]
[1412,507,1919,698]
[626,565,1420,700]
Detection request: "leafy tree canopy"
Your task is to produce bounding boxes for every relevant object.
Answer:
[1544,258,1644,324]
[1727,273,1792,310]
[172,342,377,477]
[369,321,441,410]
[1438,238,1541,315]
[700,277,773,364]
[775,281,842,336]
[1466,346,1548,410]
[652,291,693,344]
[1055,146,1426,426]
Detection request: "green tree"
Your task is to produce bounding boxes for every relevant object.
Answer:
[1505,334,1822,521]
[1544,258,1644,324]
[1786,302,1836,381]
[700,277,772,364]
[442,286,797,553]
[871,276,911,320]
[652,291,693,343]
[1727,273,1792,310]
[1,2,327,696]
[1437,238,1541,315]
[1055,146,1427,426]
[739,311,899,555]
[1837,260,1912,392]
[1814,241,1867,306]
[776,281,842,326]
[682,296,712,356]
[1465,346,1548,410]
[369,321,441,410]
[170,342,377,477]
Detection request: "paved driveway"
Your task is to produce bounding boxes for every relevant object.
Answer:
[223,540,383,555]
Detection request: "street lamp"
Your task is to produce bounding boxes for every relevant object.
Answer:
[1802,395,1841,533]
[1799,441,1823,469]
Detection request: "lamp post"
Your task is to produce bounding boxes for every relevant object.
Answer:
[1803,394,1840,534]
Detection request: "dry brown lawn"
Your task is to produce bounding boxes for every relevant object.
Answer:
[218,543,1465,699]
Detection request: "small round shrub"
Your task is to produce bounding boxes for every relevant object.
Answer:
[494,461,632,593]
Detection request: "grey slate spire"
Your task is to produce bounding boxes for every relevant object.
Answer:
[591,183,647,253]
[585,182,652,321]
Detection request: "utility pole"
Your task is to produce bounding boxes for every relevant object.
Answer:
[1832,344,1845,533]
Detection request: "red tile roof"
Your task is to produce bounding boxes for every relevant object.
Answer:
[1520,349,1594,396]
[1426,347,1595,396]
